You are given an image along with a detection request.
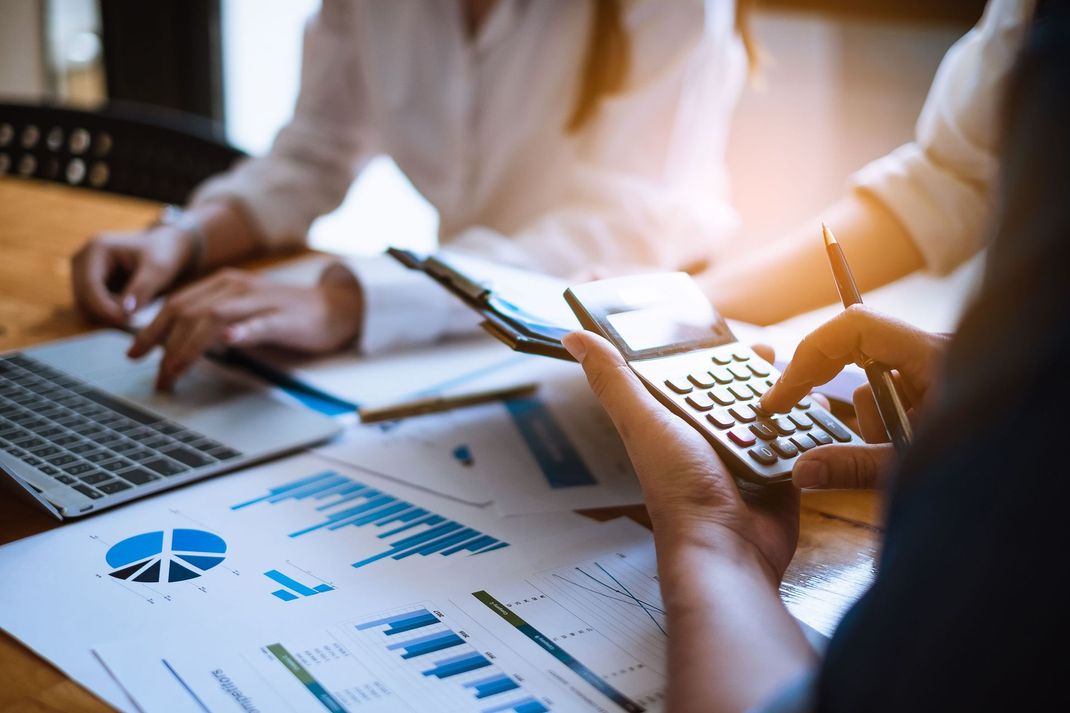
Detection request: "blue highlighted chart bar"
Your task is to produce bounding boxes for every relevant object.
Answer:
[265,569,334,602]
[505,397,596,489]
[422,651,492,679]
[232,473,509,573]
[356,609,442,636]
[387,630,465,659]
[482,696,550,713]
[465,673,521,699]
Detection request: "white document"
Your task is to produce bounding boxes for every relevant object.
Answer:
[0,452,586,711]
[317,357,643,516]
[94,519,670,713]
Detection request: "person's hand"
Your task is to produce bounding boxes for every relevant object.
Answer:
[71,226,195,325]
[562,331,798,582]
[760,305,949,490]
[127,263,364,391]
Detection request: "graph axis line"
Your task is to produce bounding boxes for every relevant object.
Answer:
[591,562,667,637]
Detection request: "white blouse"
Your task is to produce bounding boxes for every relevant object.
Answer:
[192,0,747,353]
[851,0,1033,275]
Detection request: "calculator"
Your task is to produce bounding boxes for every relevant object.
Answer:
[564,272,862,484]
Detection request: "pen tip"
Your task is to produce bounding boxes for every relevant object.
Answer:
[822,223,837,247]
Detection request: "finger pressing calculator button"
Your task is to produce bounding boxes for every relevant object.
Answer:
[688,372,716,389]
[750,422,777,440]
[771,437,799,458]
[711,352,733,365]
[727,427,757,447]
[809,429,833,446]
[710,367,734,384]
[707,410,734,429]
[664,377,693,394]
[728,385,753,401]
[772,417,796,435]
[685,392,716,411]
[728,365,752,381]
[748,445,777,465]
[748,363,771,377]
[790,435,815,452]
[809,410,853,442]
[729,405,757,423]
[710,387,735,406]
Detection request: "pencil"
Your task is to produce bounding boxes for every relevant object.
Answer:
[358,382,539,424]
[822,223,914,453]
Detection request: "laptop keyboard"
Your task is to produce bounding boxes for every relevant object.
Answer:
[0,353,242,502]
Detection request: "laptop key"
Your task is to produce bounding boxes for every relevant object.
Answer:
[98,458,132,473]
[47,453,78,467]
[54,474,77,485]
[84,451,114,463]
[64,462,96,476]
[119,467,159,486]
[207,446,242,461]
[73,484,102,500]
[30,445,62,458]
[97,480,132,494]
[79,471,110,485]
[38,465,59,475]
[162,446,214,468]
[142,458,190,477]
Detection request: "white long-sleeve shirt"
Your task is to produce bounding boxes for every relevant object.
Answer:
[192,0,746,352]
[851,0,1033,275]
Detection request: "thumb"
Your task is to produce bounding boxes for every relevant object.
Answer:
[792,443,893,490]
[120,263,170,315]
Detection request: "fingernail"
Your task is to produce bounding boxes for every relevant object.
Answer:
[122,295,137,314]
[224,325,246,345]
[793,460,827,489]
[562,332,587,362]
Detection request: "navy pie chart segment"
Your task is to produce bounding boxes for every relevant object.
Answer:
[106,529,227,583]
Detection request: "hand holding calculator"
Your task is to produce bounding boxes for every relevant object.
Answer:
[564,273,863,484]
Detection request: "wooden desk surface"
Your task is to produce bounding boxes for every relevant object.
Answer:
[0,178,881,712]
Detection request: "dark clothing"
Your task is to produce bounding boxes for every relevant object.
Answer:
[817,6,1070,711]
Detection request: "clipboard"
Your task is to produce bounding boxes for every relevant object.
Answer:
[387,248,575,361]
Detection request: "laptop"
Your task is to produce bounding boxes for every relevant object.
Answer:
[0,330,340,519]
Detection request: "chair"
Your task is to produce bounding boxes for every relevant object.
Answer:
[0,101,246,204]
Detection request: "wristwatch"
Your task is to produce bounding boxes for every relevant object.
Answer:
[155,204,206,279]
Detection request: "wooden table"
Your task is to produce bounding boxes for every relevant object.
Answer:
[0,178,882,712]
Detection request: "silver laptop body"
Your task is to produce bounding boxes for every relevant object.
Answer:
[0,330,340,519]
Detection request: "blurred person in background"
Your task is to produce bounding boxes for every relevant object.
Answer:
[70,0,759,390]
[703,0,1037,325]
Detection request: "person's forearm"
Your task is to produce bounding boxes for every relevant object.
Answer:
[656,535,815,713]
[187,199,264,273]
[702,191,924,325]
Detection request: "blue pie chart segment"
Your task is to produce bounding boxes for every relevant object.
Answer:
[106,529,227,583]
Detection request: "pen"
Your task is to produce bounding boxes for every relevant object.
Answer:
[822,223,913,453]
[358,382,539,424]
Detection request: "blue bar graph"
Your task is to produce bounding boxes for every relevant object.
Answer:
[387,630,465,659]
[505,397,596,488]
[483,697,549,713]
[265,569,334,602]
[465,673,521,699]
[356,608,442,636]
[422,651,492,679]
[232,473,510,572]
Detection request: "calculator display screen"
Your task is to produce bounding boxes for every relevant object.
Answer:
[606,304,718,352]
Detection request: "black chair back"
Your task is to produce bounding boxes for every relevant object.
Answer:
[0,102,245,204]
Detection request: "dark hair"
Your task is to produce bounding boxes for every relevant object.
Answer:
[567,0,759,133]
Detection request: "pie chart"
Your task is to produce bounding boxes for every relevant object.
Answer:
[106,528,227,583]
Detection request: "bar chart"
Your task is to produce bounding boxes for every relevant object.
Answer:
[230,471,509,570]
[264,568,335,602]
[350,606,550,713]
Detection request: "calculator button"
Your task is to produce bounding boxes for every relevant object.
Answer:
[748,383,767,398]
[731,350,750,362]
[789,413,813,431]
[809,429,833,446]
[710,387,735,406]
[685,392,716,412]
[729,405,757,423]
[750,422,777,440]
[796,397,812,410]
[790,435,816,452]
[711,352,733,365]
[707,410,734,429]
[771,438,799,458]
[772,417,796,435]
[728,385,753,401]
[688,372,716,389]
[728,365,752,381]
[748,445,777,465]
[664,377,693,394]
[710,367,734,384]
[748,363,771,377]
[809,410,853,442]
[727,427,757,447]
